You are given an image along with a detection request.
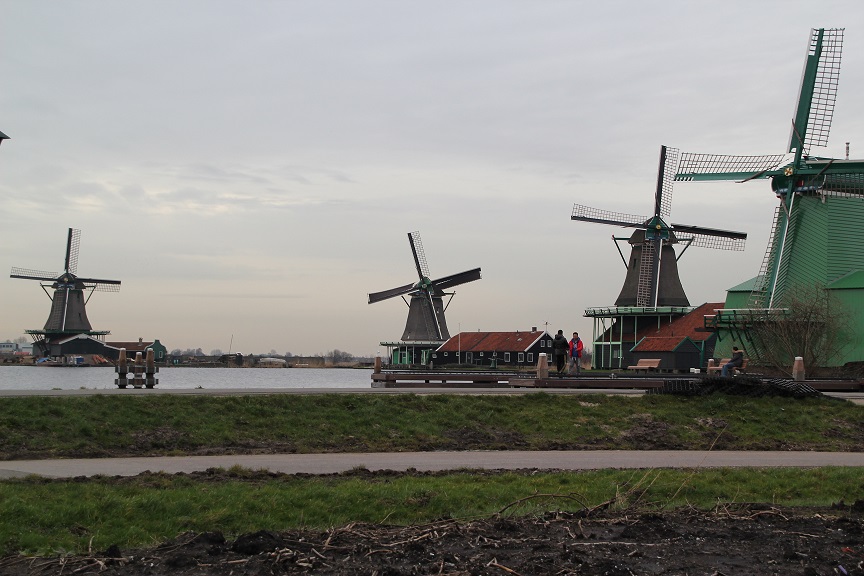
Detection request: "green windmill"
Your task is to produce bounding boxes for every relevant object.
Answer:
[675,28,864,364]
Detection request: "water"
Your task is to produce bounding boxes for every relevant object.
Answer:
[0,366,373,391]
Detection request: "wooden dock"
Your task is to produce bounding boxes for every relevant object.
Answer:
[371,371,510,388]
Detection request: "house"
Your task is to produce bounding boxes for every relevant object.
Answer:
[34,335,168,363]
[433,329,554,367]
[106,338,168,362]
[626,302,721,371]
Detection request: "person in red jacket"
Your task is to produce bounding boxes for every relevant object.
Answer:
[568,332,584,376]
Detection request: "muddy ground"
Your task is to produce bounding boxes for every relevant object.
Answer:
[3,500,864,575]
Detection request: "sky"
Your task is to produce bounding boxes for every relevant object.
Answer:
[1,1,863,357]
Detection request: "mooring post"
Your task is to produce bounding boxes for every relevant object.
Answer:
[115,348,129,388]
[374,355,382,374]
[145,348,159,388]
[536,352,549,380]
[132,352,144,388]
[792,356,805,381]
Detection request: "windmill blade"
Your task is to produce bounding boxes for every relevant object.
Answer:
[80,279,122,293]
[790,28,843,155]
[368,282,417,304]
[653,146,680,220]
[675,152,787,182]
[65,228,81,275]
[10,267,61,282]
[407,231,430,280]
[431,268,482,292]
[571,204,650,229]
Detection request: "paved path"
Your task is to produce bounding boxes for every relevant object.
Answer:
[2,450,864,479]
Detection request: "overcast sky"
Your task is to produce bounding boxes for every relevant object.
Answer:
[2,1,862,356]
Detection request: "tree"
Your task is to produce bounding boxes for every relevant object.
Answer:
[747,283,851,374]
[327,349,354,363]
[210,349,223,356]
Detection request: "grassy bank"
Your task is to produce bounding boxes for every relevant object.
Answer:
[3,467,864,555]
[1,392,862,556]
[0,393,863,459]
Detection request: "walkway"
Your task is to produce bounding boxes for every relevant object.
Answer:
[2,450,864,479]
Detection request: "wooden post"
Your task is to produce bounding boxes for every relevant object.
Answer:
[374,355,382,374]
[115,348,128,388]
[536,352,549,380]
[792,356,805,381]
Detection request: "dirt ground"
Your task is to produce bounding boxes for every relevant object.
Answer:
[2,500,863,575]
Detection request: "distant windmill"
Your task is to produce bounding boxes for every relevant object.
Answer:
[572,145,748,307]
[675,28,864,310]
[10,228,121,336]
[368,231,481,342]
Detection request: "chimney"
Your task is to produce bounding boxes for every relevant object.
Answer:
[531,326,537,332]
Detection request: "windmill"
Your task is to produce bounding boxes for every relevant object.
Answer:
[10,228,121,338]
[572,145,748,308]
[675,28,864,312]
[368,231,481,342]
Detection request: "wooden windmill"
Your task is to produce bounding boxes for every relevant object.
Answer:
[10,228,121,339]
[572,145,748,308]
[675,28,864,310]
[368,231,481,343]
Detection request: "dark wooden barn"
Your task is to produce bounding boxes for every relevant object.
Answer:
[433,329,554,368]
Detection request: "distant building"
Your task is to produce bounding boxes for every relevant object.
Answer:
[106,338,168,361]
[433,329,554,367]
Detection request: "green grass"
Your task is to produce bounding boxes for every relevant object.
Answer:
[2,467,863,555]
[0,393,862,555]
[0,393,862,458]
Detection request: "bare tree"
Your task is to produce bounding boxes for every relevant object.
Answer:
[327,349,354,363]
[747,283,851,374]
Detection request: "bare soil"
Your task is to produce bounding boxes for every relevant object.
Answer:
[3,499,863,575]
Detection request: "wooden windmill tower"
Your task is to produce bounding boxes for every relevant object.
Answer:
[10,228,121,355]
[572,145,747,368]
[368,231,481,365]
[675,28,864,365]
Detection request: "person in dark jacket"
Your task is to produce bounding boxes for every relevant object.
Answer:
[552,330,569,375]
[721,347,744,377]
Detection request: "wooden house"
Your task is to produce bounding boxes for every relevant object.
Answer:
[433,329,554,367]
[626,302,720,371]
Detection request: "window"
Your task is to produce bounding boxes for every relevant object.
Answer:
[444,352,448,356]
[540,340,545,347]
[504,352,510,362]
[518,352,525,363]
[527,353,534,362]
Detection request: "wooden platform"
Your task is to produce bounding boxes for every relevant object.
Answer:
[372,371,863,392]
[510,377,667,389]
[371,372,511,388]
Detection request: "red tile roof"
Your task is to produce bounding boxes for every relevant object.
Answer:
[636,302,723,342]
[437,331,546,353]
[632,336,697,352]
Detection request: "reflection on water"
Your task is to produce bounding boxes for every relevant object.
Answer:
[0,366,372,390]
